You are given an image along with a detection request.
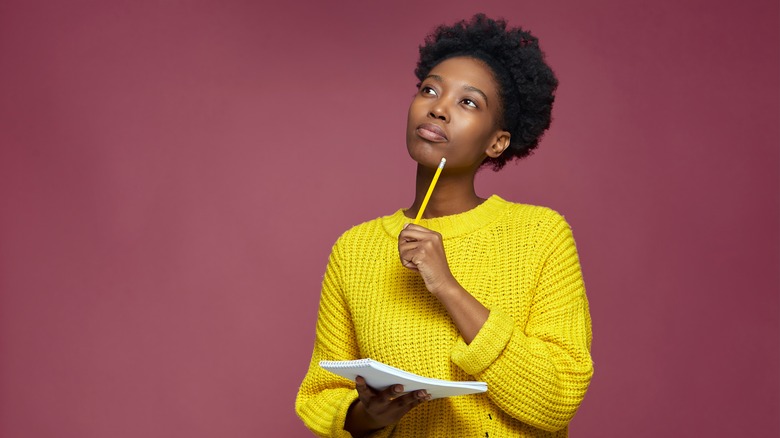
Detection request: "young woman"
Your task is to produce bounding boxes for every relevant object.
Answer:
[296,14,593,437]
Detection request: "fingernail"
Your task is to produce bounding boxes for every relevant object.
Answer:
[403,223,409,229]
[394,385,403,393]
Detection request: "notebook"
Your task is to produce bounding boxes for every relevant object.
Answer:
[319,358,487,399]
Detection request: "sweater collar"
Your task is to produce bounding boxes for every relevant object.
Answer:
[381,195,510,239]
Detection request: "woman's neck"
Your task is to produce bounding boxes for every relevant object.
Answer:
[406,164,484,219]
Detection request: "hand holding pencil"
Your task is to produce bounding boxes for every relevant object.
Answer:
[399,157,458,294]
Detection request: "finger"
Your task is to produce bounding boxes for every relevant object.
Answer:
[379,384,405,402]
[398,240,420,252]
[400,261,419,271]
[400,234,440,252]
[398,231,418,244]
[355,376,377,401]
[398,230,424,243]
[392,390,431,412]
[401,239,440,262]
[399,226,434,242]
[398,244,421,261]
[398,248,421,270]
[400,260,418,270]
[398,242,420,259]
[402,223,430,232]
[399,244,429,262]
[403,390,430,403]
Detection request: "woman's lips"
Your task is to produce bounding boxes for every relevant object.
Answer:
[416,123,448,142]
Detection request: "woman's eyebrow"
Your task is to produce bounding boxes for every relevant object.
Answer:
[463,85,489,104]
[424,74,489,104]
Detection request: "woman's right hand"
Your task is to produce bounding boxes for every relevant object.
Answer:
[344,376,430,437]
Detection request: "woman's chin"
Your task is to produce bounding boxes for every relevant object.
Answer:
[408,151,443,169]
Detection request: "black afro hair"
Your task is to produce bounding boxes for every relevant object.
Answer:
[415,14,558,171]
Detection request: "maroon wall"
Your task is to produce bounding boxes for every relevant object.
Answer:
[1,0,777,436]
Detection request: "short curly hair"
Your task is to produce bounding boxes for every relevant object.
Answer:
[415,14,558,171]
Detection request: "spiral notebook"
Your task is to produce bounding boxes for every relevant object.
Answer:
[319,358,487,399]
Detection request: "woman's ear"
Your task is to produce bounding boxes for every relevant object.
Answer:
[485,130,511,158]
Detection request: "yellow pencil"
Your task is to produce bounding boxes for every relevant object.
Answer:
[414,157,446,225]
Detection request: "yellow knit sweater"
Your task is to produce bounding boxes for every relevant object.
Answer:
[296,195,593,437]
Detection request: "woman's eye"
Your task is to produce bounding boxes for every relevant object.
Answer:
[421,86,437,96]
[462,99,477,108]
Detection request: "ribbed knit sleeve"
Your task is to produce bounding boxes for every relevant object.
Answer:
[295,240,361,438]
[451,213,593,432]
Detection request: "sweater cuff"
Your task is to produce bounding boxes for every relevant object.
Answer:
[451,308,514,376]
[330,391,360,438]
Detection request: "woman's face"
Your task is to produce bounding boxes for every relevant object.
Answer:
[406,56,510,173]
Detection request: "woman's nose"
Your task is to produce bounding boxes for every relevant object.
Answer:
[428,105,448,122]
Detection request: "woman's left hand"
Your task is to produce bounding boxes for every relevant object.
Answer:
[398,223,456,295]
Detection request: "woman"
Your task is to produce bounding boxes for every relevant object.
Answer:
[296,14,593,437]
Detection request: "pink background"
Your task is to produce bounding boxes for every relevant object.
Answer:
[1,0,777,436]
